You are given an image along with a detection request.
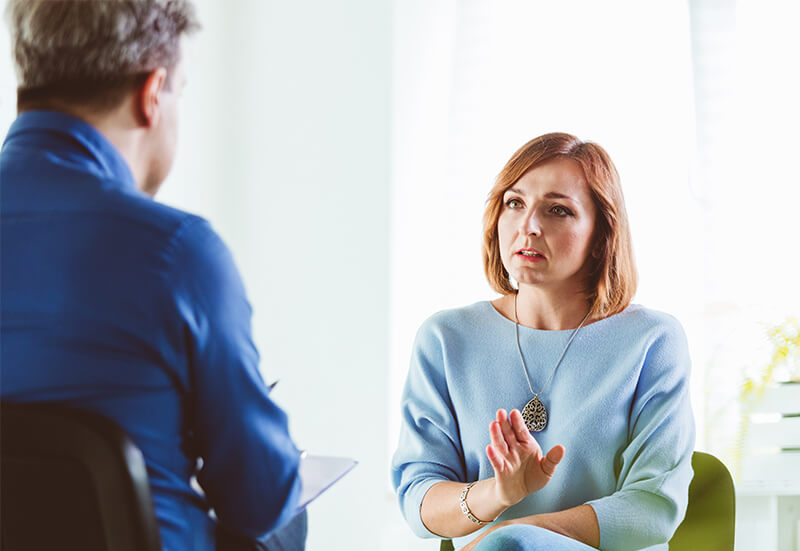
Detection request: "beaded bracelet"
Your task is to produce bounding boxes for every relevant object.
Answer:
[459,482,494,526]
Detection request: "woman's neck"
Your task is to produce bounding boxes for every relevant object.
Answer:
[499,286,592,331]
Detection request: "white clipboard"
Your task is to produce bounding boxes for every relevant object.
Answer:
[295,454,357,513]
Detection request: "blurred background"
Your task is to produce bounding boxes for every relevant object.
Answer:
[1,1,798,549]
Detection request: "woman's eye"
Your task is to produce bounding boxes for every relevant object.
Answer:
[505,198,523,209]
[550,205,572,216]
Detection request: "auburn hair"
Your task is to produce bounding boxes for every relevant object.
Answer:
[482,132,637,318]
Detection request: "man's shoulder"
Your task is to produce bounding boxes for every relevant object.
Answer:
[105,187,204,236]
[1,154,207,245]
[123,197,227,270]
[52,180,226,275]
[89,187,227,264]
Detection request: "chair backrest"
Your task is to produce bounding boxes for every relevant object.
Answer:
[670,451,735,551]
[1,402,162,551]
[439,451,735,551]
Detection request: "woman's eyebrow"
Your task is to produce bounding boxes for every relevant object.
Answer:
[504,188,579,203]
[543,191,575,200]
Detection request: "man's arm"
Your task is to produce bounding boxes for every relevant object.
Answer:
[168,217,301,539]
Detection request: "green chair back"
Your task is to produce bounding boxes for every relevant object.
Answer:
[671,451,735,551]
[439,451,735,551]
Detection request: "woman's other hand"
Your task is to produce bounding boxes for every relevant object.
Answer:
[486,409,564,507]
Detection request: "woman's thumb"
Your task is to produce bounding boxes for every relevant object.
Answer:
[541,445,565,476]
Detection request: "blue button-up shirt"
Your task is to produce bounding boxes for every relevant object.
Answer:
[1,111,301,550]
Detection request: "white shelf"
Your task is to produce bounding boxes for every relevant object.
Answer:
[737,480,800,497]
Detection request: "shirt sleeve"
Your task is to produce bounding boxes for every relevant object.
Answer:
[586,317,695,551]
[168,217,301,540]
[391,317,467,538]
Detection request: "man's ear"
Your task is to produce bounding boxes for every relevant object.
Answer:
[137,67,168,128]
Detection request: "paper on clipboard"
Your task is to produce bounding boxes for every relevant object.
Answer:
[295,454,357,513]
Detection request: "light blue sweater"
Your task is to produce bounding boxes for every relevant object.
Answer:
[391,301,695,551]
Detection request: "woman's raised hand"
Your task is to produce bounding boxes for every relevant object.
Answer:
[486,408,565,507]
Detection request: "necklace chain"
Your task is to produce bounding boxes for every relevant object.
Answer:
[514,292,591,398]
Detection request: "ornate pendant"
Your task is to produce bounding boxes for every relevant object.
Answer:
[522,396,547,432]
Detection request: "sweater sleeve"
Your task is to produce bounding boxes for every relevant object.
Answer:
[169,218,302,540]
[391,317,467,538]
[586,317,695,551]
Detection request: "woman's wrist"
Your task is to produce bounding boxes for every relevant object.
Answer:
[470,477,512,521]
[491,476,527,509]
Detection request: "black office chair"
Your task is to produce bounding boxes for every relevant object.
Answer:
[1,402,162,551]
[439,451,735,551]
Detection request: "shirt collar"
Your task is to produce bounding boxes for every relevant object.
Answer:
[3,110,138,191]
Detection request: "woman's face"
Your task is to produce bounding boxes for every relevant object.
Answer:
[497,158,597,292]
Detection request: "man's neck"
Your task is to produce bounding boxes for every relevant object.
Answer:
[43,100,150,195]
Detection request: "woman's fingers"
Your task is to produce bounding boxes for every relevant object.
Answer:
[497,408,507,423]
[486,444,505,473]
[497,409,519,448]
[540,444,565,477]
[509,409,544,458]
[489,420,509,455]
[509,409,532,442]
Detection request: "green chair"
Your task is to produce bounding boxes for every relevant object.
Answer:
[671,451,735,551]
[440,451,735,550]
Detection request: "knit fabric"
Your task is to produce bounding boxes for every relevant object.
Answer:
[392,301,695,550]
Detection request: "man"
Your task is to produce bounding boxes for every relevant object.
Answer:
[0,1,304,549]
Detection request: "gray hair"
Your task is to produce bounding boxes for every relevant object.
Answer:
[6,0,200,92]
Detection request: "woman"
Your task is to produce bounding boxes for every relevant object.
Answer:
[391,133,694,551]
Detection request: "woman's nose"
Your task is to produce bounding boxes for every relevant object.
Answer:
[521,209,541,236]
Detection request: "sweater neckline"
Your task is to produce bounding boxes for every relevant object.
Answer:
[482,300,635,334]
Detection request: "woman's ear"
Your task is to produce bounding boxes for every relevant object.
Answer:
[136,67,168,128]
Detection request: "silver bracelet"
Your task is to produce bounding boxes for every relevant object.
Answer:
[459,482,493,526]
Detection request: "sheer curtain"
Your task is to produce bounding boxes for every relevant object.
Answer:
[688,2,800,549]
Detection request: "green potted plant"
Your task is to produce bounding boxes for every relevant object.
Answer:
[736,317,800,479]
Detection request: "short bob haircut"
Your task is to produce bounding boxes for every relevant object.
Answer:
[482,132,637,319]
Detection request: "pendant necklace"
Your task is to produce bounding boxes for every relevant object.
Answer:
[514,292,590,432]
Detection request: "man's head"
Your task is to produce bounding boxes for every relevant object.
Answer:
[6,0,200,195]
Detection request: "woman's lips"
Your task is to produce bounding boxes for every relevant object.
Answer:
[516,249,546,262]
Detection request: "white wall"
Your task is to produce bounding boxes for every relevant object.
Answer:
[162,2,394,549]
[2,0,395,549]
[0,2,14,129]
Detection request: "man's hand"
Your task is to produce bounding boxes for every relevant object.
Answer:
[486,409,564,508]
